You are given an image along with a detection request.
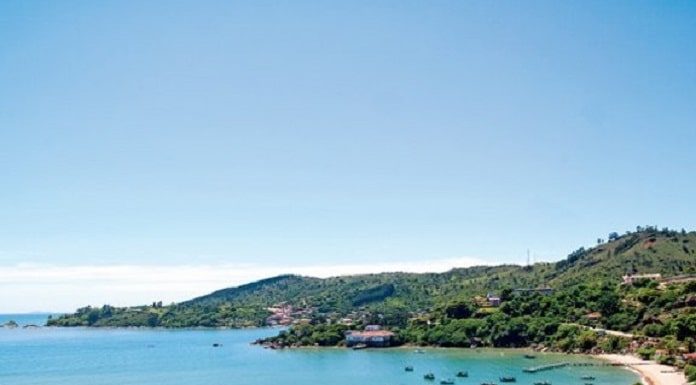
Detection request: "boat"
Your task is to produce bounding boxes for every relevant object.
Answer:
[481,383,497,385]
[524,354,537,359]
[440,379,455,385]
[352,343,367,350]
[405,366,414,372]
[580,376,595,380]
[415,349,426,354]
[533,382,551,385]
[499,377,516,382]
[424,373,435,380]
[456,371,468,378]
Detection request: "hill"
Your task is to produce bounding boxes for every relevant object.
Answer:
[48,227,696,330]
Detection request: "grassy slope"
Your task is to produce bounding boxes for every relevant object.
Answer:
[48,229,696,327]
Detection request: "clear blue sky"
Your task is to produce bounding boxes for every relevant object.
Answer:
[1,0,695,268]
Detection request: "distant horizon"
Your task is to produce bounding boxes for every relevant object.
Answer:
[3,226,691,313]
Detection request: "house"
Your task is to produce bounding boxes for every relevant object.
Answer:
[586,312,602,320]
[486,293,501,307]
[622,273,662,285]
[345,326,395,347]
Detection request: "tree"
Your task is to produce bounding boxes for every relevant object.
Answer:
[445,301,474,319]
[500,288,513,302]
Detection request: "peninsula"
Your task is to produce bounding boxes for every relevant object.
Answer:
[49,227,696,384]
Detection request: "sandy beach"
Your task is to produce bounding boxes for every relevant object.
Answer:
[599,354,688,385]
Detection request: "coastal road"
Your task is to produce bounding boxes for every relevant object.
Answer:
[565,323,636,339]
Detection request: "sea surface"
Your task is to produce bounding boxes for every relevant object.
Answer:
[0,314,639,385]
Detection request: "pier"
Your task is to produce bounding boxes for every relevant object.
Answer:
[523,362,569,373]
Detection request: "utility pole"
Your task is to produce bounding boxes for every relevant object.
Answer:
[527,249,530,267]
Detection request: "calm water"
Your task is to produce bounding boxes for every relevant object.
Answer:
[0,315,638,385]
[0,313,56,327]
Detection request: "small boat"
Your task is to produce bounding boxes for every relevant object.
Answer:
[499,377,516,382]
[424,373,435,380]
[212,343,222,347]
[533,381,551,385]
[405,366,414,372]
[440,379,455,385]
[456,371,468,378]
[481,383,497,385]
[580,376,595,380]
[415,349,426,354]
[584,383,594,385]
[352,343,368,350]
[524,354,536,359]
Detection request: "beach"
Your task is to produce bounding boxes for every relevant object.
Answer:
[599,354,688,385]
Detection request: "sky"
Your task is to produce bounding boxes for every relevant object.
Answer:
[1,1,695,312]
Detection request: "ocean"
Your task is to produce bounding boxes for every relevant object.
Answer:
[0,314,639,385]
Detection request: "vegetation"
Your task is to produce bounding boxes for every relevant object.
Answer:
[49,227,696,361]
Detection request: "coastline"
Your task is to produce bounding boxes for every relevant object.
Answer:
[598,354,687,385]
[8,324,689,385]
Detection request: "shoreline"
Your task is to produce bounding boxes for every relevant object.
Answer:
[6,325,689,385]
[598,354,687,385]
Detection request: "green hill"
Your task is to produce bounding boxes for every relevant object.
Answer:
[48,227,696,331]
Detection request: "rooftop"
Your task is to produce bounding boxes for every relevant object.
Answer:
[348,330,395,337]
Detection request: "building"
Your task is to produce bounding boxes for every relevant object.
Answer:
[622,273,662,285]
[486,293,501,307]
[345,326,395,348]
[585,312,602,321]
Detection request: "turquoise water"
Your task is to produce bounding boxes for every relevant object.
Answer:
[0,318,639,385]
[0,313,56,326]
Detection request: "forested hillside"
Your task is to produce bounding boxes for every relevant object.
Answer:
[48,227,696,330]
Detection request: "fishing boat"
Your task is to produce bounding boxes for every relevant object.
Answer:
[440,379,455,385]
[499,376,516,382]
[456,371,468,378]
[424,373,435,380]
[405,366,414,372]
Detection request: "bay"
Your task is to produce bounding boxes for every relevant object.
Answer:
[0,315,639,385]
